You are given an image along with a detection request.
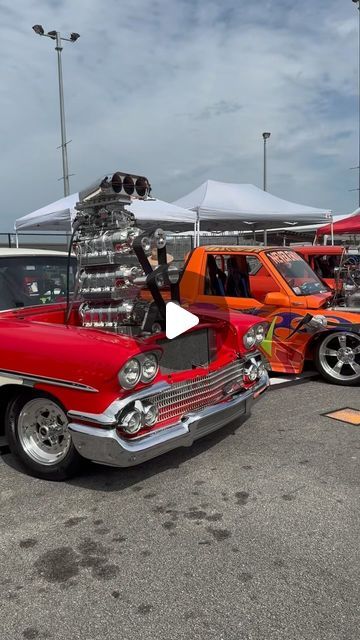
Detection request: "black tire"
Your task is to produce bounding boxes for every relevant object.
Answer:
[5,390,82,480]
[314,331,360,386]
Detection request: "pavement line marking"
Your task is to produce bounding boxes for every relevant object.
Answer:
[269,370,318,388]
[324,408,360,426]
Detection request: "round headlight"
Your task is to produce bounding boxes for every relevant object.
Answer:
[244,363,258,382]
[143,403,159,426]
[255,324,266,344]
[118,358,141,389]
[141,353,159,383]
[121,408,142,434]
[257,362,266,378]
[243,327,256,349]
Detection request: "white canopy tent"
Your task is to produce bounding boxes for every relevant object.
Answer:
[173,180,332,244]
[14,192,196,242]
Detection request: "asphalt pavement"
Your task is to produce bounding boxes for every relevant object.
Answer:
[0,379,359,640]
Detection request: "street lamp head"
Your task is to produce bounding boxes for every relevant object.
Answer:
[32,24,44,35]
[70,32,80,42]
[47,30,57,39]
[262,132,271,140]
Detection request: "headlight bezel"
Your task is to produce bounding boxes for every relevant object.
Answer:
[121,408,142,434]
[243,323,267,350]
[255,323,266,344]
[118,358,141,390]
[140,353,159,383]
[243,326,256,349]
[118,352,160,390]
[143,403,159,426]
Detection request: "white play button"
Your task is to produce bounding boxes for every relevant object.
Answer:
[165,302,199,340]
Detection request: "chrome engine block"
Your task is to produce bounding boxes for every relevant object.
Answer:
[333,254,360,309]
[73,171,167,336]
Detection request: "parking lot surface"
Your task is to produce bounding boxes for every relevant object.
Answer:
[0,380,359,640]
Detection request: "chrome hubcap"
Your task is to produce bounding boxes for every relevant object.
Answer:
[17,398,71,466]
[319,332,360,381]
[337,347,355,364]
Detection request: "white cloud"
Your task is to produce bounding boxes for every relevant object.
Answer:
[0,0,359,231]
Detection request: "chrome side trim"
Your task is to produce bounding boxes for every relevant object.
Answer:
[0,368,98,393]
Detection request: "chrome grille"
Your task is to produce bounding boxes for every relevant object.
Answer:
[146,360,245,424]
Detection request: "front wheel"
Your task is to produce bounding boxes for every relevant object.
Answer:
[315,331,360,386]
[5,392,82,480]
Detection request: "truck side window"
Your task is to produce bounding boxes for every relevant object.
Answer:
[205,255,227,296]
[246,255,281,302]
[226,256,250,297]
[204,254,250,298]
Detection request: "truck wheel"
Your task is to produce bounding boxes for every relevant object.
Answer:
[5,391,82,480]
[315,331,360,386]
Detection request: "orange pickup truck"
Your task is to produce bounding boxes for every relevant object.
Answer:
[180,246,360,386]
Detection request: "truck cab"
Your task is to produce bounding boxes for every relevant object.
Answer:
[181,246,360,385]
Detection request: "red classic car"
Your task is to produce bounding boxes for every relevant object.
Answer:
[0,174,268,480]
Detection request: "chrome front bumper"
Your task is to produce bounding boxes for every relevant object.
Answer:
[68,372,269,468]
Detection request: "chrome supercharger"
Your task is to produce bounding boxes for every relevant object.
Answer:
[72,171,179,336]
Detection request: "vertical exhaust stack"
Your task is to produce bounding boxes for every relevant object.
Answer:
[73,171,179,336]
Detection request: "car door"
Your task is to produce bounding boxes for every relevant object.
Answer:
[195,252,262,313]
[244,253,302,372]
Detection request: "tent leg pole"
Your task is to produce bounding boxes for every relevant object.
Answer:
[263,229,268,245]
[252,229,256,243]
[196,210,200,247]
[330,217,334,246]
[193,221,197,247]
[15,232,19,248]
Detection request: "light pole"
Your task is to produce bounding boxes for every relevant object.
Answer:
[352,1,360,207]
[262,132,271,191]
[32,25,80,197]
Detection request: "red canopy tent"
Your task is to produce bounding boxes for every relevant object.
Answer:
[316,209,360,238]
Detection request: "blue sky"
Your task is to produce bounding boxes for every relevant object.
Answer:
[0,0,359,228]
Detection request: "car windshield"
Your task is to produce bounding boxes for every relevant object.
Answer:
[0,255,77,311]
[267,250,329,296]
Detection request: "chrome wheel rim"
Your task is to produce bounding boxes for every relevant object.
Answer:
[17,398,71,466]
[319,332,360,382]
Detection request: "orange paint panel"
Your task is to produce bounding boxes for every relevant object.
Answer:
[325,408,360,425]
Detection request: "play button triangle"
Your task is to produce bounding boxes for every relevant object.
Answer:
[165,302,199,340]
